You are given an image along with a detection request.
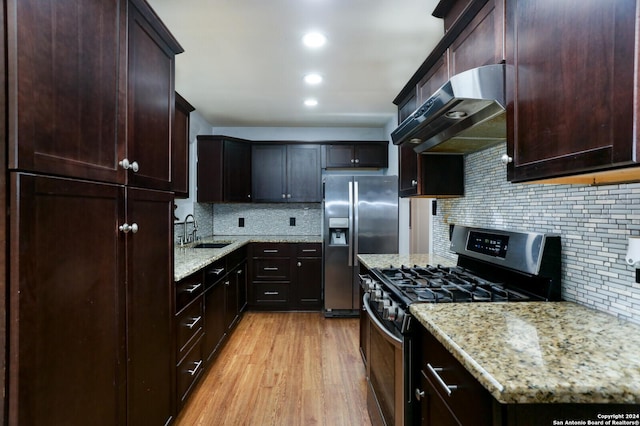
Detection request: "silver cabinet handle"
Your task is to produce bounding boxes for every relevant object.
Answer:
[282,194,286,199]
[263,249,278,253]
[186,316,202,329]
[264,291,279,295]
[207,268,225,276]
[297,262,302,267]
[426,363,457,396]
[501,154,513,165]
[354,158,360,164]
[186,283,202,293]
[188,360,202,376]
[415,388,425,401]
[263,267,278,271]
[247,194,251,198]
[411,179,418,187]
[224,280,230,286]
[350,159,355,163]
[119,158,139,172]
[236,269,243,275]
[119,223,139,233]
[302,249,317,253]
[287,194,291,198]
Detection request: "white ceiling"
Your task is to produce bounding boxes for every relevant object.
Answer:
[146,0,444,128]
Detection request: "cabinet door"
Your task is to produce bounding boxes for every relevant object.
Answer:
[9,174,126,425]
[172,93,195,198]
[197,138,224,202]
[252,144,286,202]
[354,143,389,168]
[419,371,461,426]
[126,1,181,191]
[417,54,449,105]
[203,279,226,362]
[506,0,637,182]
[294,256,322,309]
[126,187,174,426]
[325,144,355,168]
[449,0,504,76]
[225,140,252,202]
[224,273,239,330]
[287,145,322,202]
[7,0,126,183]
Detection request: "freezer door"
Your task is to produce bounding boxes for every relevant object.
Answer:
[324,176,354,310]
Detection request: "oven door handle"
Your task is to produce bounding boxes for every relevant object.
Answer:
[363,293,402,346]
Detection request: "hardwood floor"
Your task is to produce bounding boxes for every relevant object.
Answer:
[174,312,371,426]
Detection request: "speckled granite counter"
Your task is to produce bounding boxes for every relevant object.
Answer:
[174,235,322,281]
[357,253,456,270]
[411,302,640,405]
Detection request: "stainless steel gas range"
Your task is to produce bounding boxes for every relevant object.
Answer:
[359,224,562,426]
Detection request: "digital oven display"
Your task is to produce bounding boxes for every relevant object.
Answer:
[466,231,509,258]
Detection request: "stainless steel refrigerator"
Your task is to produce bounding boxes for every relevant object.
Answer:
[323,175,398,316]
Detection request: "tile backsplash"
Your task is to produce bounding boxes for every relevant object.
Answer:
[173,203,322,241]
[432,142,640,325]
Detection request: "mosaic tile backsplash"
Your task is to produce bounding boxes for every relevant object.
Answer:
[173,203,322,241]
[431,142,640,324]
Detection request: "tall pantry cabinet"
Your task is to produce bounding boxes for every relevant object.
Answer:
[3,0,183,425]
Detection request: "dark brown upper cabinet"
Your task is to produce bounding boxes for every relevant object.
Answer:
[252,144,321,203]
[7,0,183,191]
[173,93,195,198]
[505,0,639,184]
[394,0,502,197]
[7,0,126,183]
[126,0,183,191]
[324,142,389,169]
[197,136,252,203]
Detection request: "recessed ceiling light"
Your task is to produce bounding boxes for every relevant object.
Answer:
[304,98,318,107]
[302,32,326,48]
[304,73,323,85]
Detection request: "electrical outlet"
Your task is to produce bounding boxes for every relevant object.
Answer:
[289,217,296,226]
[239,217,245,227]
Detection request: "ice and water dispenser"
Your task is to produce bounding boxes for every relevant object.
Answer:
[329,217,349,246]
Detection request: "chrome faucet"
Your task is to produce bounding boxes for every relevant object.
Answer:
[182,214,197,245]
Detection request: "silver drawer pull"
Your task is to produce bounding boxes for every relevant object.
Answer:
[188,360,203,376]
[263,249,278,253]
[264,291,279,295]
[302,249,317,252]
[186,316,202,329]
[186,283,202,293]
[263,267,278,271]
[207,268,225,276]
[426,363,457,396]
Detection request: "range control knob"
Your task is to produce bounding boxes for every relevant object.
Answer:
[372,289,383,301]
[383,303,398,321]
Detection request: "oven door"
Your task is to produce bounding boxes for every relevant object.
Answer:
[364,293,404,426]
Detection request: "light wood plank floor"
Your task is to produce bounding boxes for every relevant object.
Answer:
[174,312,371,426]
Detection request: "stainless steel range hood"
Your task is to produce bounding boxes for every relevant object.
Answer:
[392,64,506,154]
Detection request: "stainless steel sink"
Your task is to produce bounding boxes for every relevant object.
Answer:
[193,242,231,249]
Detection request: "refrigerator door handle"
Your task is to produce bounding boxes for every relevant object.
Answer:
[353,180,359,266]
[348,180,354,267]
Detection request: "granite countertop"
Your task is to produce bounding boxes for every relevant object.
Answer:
[174,235,322,281]
[357,253,456,270]
[410,302,640,405]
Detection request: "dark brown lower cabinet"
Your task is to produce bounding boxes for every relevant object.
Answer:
[9,174,126,426]
[9,173,174,425]
[126,187,174,425]
[248,242,322,310]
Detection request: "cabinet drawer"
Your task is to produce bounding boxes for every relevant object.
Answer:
[252,258,291,280]
[204,258,227,289]
[296,243,322,257]
[177,335,204,406]
[253,283,289,304]
[176,297,204,356]
[420,331,492,425]
[251,243,293,257]
[175,272,204,313]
